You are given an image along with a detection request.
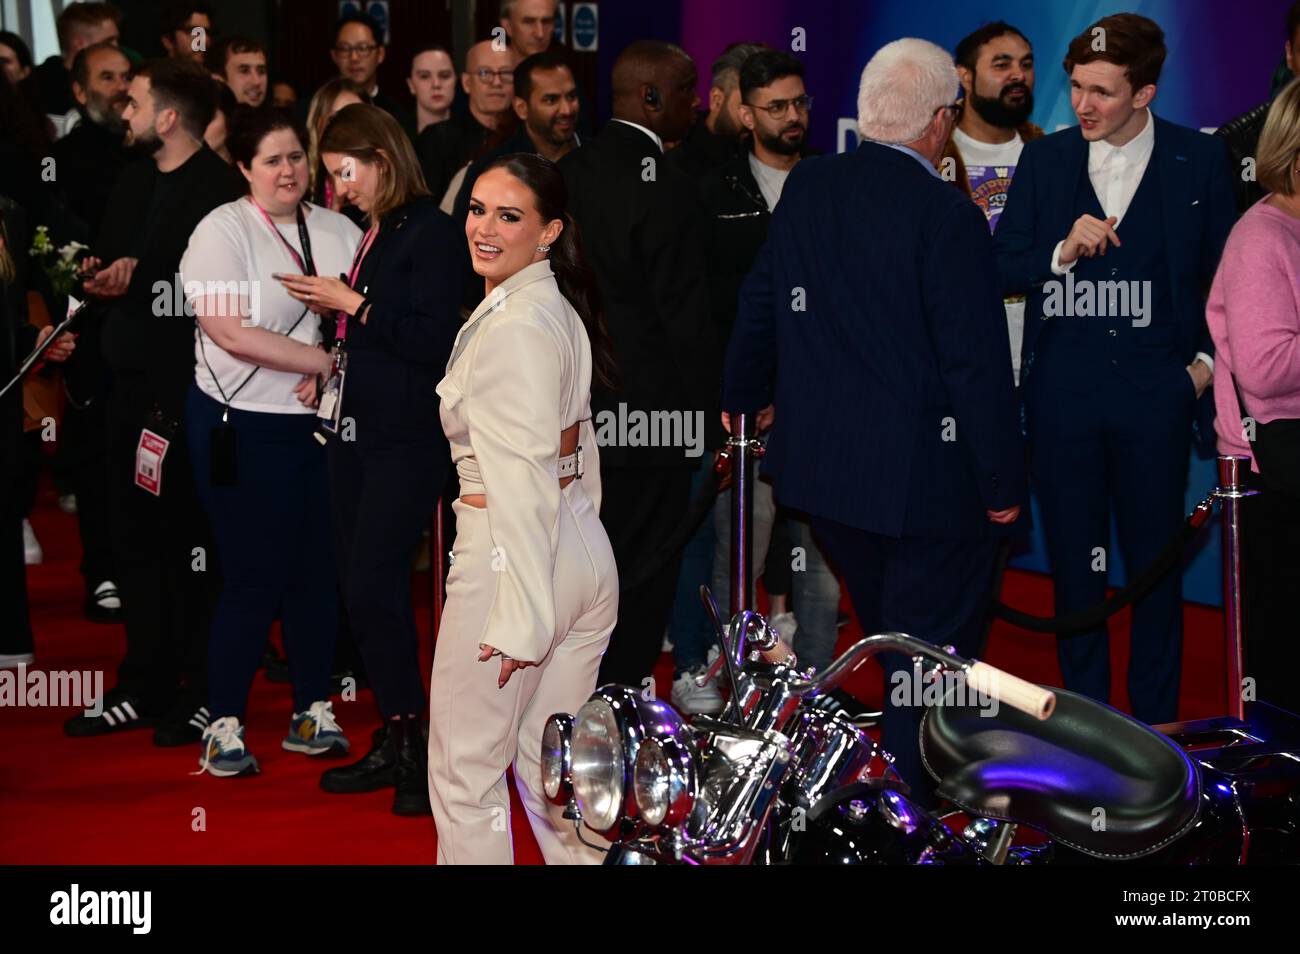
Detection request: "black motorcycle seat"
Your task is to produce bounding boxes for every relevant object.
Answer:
[920,687,1200,859]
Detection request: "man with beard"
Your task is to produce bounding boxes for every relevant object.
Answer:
[674,50,840,712]
[669,41,766,179]
[35,2,121,140]
[62,58,241,745]
[50,42,132,626]
[943,22,1042,388]
[54,43,132,238]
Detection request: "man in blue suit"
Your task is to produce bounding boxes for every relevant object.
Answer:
[995,14,1235,725]
[723,38,1025,803]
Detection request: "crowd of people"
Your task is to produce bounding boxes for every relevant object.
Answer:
[2,0,1300,864]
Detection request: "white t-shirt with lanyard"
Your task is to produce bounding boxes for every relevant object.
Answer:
[181,198,362,414]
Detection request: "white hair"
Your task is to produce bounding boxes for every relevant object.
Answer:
[856,38,958,144]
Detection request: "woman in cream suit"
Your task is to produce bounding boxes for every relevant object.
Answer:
[429,153,619,865]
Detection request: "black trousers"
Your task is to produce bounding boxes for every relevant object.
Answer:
[1242,471,1300,718]
[1,392,32,656]
[60,395,115,589]
[107,373,216,707]
[597,465,694,686]
[329,434,444,720]
[811,516,998,807]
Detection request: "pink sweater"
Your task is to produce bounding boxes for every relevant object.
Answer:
[1208,198,1300,469]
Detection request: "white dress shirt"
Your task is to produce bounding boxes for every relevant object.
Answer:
[1050,111,1212,370]
[610,118,663,153]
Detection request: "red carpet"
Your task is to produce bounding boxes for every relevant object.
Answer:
[1,485,1229,864]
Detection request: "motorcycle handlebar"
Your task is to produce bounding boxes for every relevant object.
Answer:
[771,632,1055,721]
[966,661,1055,720]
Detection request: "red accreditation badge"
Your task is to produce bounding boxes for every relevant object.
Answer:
[134,428,170,496]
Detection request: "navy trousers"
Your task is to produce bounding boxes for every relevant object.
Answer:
[1026,355,1193,725]
[810,517,997,807]
[329,434,443,719]
[188,385,337,721]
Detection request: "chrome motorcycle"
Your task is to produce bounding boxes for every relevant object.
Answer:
[540,590,1300,865]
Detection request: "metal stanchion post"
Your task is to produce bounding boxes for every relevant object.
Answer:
[723,413,765,618]
[1212,455,1258,721]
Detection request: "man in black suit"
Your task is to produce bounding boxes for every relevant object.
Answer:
[560,41,714,687]
[51,41,132,624]
[994,14,1235,724]
[723,38,1025,802]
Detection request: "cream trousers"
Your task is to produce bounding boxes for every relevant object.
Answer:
[428,481,617,864]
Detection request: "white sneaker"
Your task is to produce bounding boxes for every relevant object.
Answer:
[672,666,724,716]
[58,494,77,515]
[0,653,35,669]
[769,612,798,642]
[22,519,42,565]
[92,580,121,611]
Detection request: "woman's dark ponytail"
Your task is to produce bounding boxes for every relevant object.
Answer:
[482,153,618,391]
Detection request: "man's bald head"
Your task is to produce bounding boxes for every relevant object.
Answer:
[611,40,698,142]
[463,39,519,126]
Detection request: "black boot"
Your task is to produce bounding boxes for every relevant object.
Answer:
[390,714,431,817]
[319,724,395,793]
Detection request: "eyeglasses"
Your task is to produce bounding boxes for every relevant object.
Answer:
[933,101,961,119]
[472,68,514,84]
[334,43,378,58]
[744,94,813,119]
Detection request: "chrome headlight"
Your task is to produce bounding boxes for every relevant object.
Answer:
[570,698,625,833]
[540,714,573,805]
[633,736,697,829]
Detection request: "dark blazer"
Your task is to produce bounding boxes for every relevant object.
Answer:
[994,116,1236,372]
[559,120,714,468]
[344,196,463,443]
[723,141,1026,538]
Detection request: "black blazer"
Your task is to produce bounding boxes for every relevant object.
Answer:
[559,120,714,468]
[995,117,1236,372]
[344,196,463,443]
[722,142,1026,539]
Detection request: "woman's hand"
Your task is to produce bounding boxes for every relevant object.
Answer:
[294,373,319,408]
[478,644,536,688]
[31,325,77,372]
[275,273,364,317]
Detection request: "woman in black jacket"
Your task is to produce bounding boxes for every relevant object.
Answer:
[277,104,462,815]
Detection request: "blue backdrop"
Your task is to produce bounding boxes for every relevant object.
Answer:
[596,0,1297,607]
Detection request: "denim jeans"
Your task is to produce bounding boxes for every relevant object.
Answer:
[786,516,843,673]
[668,456,719,674]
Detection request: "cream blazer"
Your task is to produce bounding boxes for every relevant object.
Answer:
[436,259,603,662]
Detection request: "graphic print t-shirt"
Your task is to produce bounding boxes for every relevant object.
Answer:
[953,127,1024,233]
[953,127,1026,383]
